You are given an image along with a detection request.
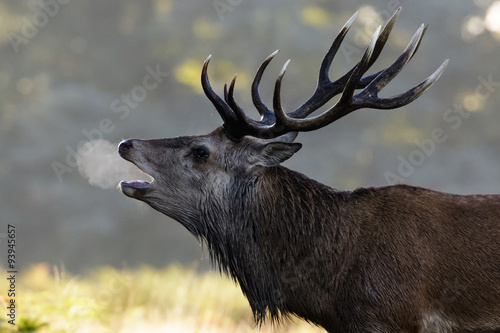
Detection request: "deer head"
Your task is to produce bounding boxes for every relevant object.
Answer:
[118,127,301,234]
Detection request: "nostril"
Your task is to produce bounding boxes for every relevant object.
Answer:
[118,140,133,155]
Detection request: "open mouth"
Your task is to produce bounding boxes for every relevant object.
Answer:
[120,178,154,198]
[119,166,154,199]
[118,139,155,199]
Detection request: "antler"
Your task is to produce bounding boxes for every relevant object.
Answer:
[201,8,448,141]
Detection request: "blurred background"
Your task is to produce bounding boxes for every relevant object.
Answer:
[1,0,500,285]
[2,0,500,331]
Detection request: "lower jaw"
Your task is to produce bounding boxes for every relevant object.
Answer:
[119,181,152,198]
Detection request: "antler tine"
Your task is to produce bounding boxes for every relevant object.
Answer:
[318,11,359,85]
[226,75,243,115]
[201,56,238,125]
[272,59,291,127]
[223,83,229,104]
[252,50,279,124]
[227,74,253,122]
[368,7,401,71]
[358,58,449,109]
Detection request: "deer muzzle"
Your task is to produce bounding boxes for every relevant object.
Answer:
[118,140,154,198]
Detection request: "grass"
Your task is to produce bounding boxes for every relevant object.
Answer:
[0,263,325,333]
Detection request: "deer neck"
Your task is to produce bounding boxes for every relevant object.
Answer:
[199,165,353,324]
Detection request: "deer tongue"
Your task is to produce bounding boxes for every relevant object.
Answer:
[119,180,152,198]
[126,180,151,188]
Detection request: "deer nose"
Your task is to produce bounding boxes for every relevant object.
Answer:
[118,140,133,155]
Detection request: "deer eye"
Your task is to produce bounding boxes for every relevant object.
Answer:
[193,147,209,160]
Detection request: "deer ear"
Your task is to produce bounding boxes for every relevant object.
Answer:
[249,142,302,167]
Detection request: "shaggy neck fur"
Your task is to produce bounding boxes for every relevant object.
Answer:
[196,165,353,325]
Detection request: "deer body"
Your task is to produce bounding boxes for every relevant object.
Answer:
[120,128,500,332]
[118,8,500,332]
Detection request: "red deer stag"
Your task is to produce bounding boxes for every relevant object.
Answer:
[118,8,500,333]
